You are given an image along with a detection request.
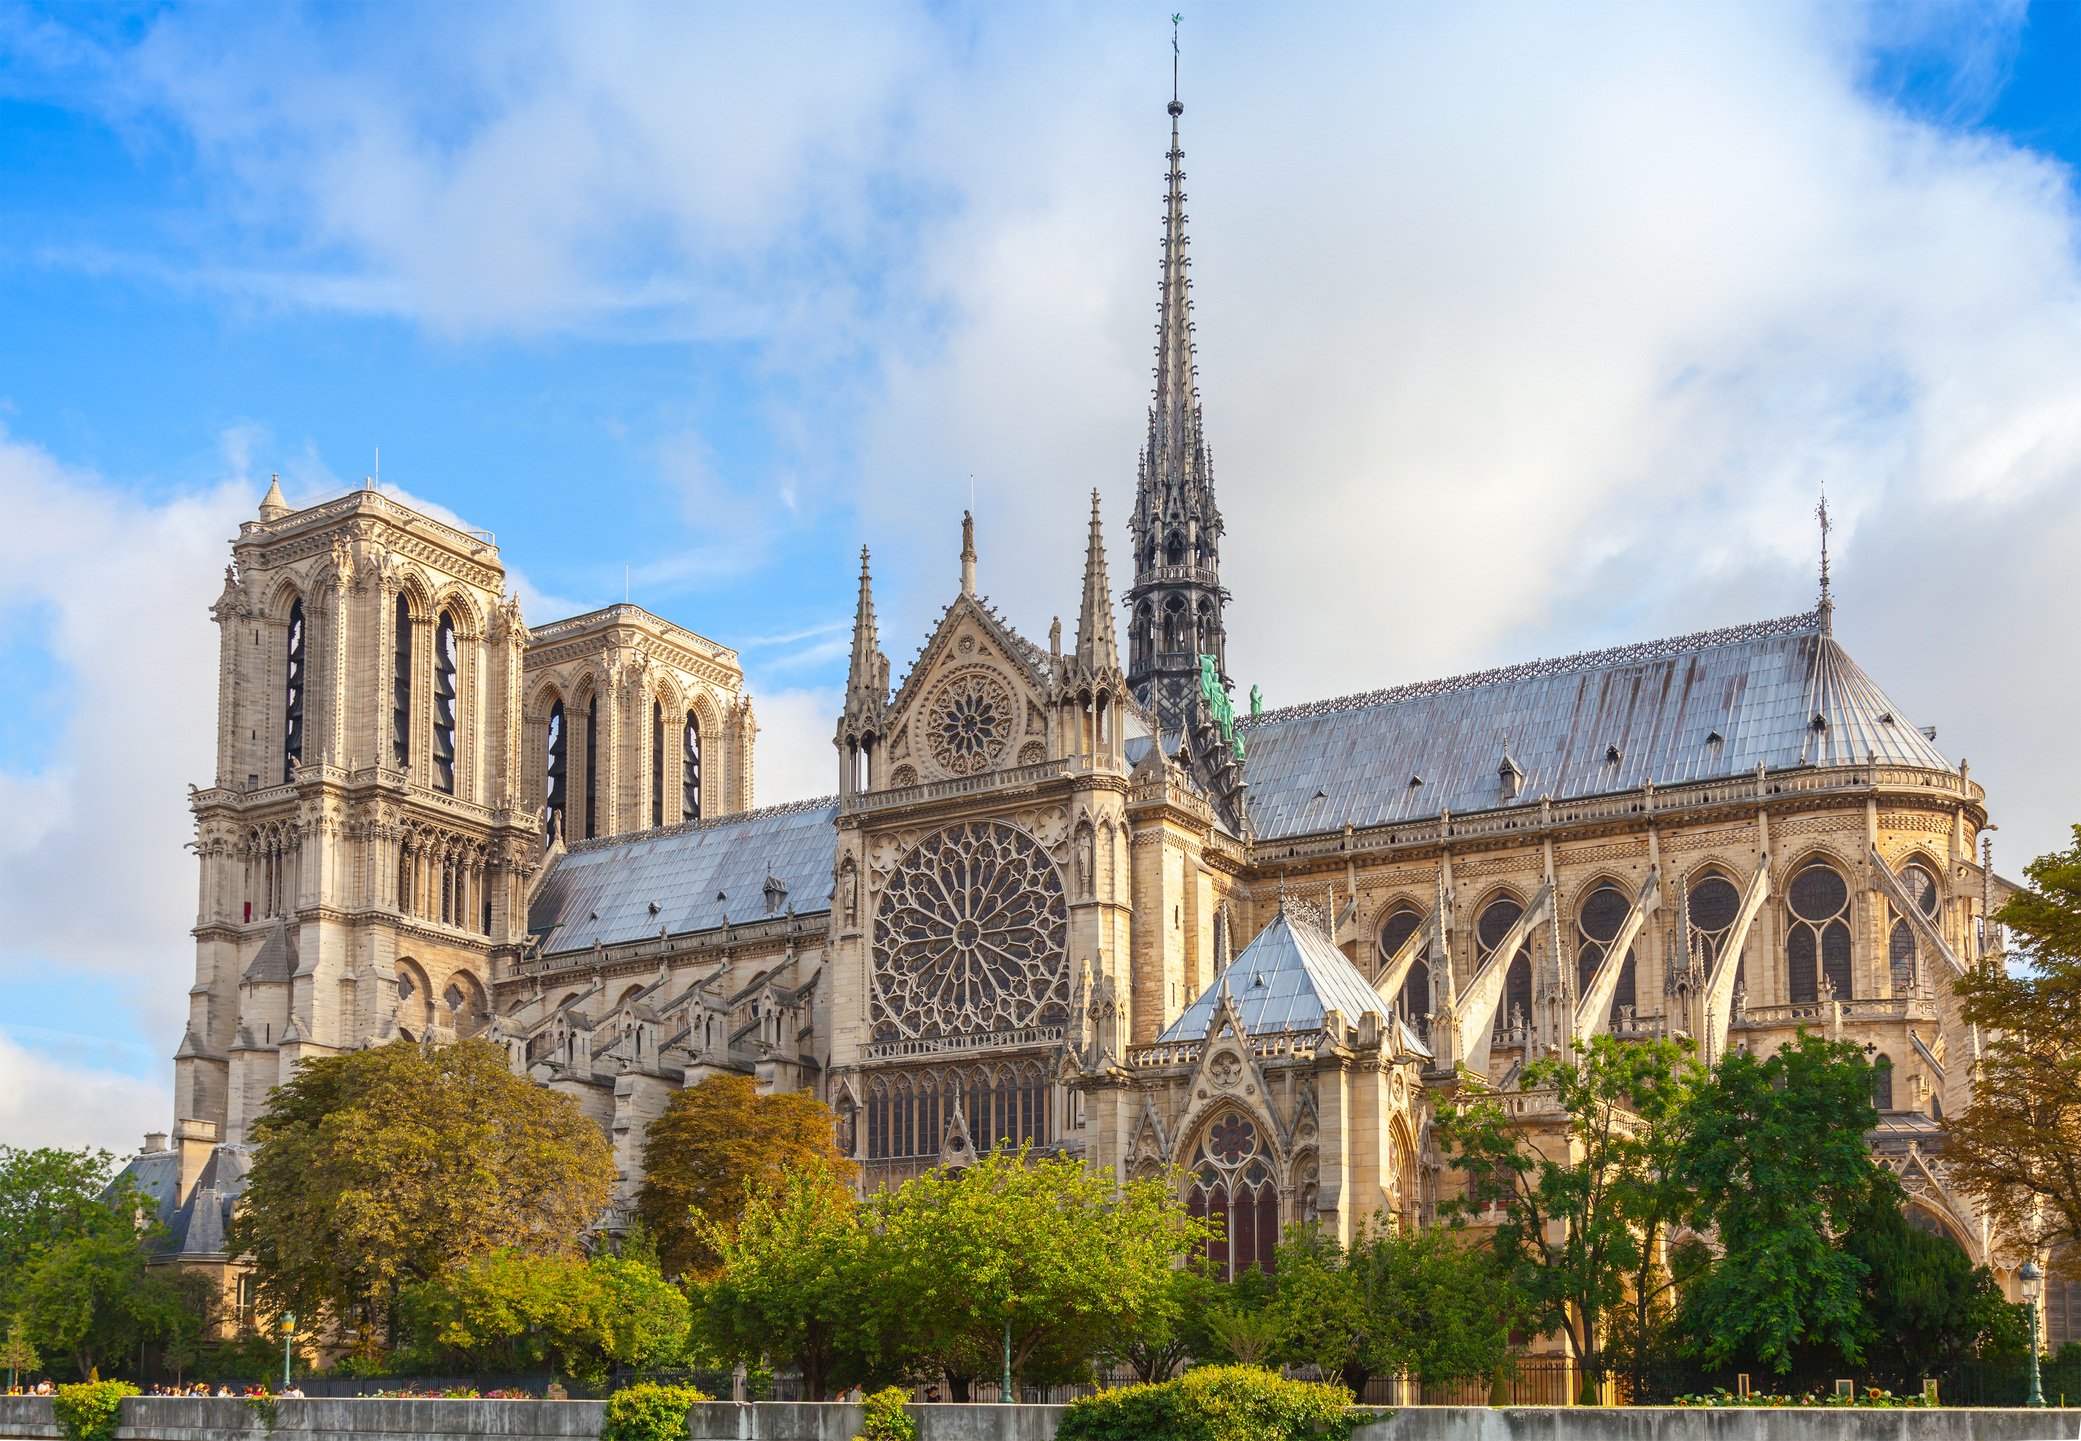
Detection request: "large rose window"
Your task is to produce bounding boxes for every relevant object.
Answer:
[924,668,1016,776]
[871,822,1069,1045]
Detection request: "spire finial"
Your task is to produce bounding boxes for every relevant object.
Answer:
[960,510,977,595]
[1170,13,1183,115]
[1816,484,1834,636]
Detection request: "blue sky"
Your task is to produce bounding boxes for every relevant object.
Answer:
[2,0,2079,1152]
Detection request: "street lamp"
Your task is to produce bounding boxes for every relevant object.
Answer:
[2019,1260,2044,1408]
[281,1312,297,1394]
[1000,1319,1013,1406]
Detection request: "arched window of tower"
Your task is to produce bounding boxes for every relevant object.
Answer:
[432,610,458,794]
[392,593,412,770]
[584,693,599,839]
[682,709,702,822]
[283,598,305,783]
[545,700,567,840]
[651,699,665,829]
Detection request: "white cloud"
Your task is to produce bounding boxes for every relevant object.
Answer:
[0,1029,169,1156]
[749,685,838,806]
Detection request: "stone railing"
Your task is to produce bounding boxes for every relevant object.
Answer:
[866,1025,1066,1061]
[1127,1026,1328,1070]
[1736,995,1938,1028]
[244,488,498,553]
[843,759,1074,817]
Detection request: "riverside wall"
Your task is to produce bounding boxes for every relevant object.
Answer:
[2,1396,2080,1441]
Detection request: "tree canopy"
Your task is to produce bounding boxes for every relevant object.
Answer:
[636,1074,854,1279]
[230,1038,615,1340]
[1945,824,2081,1257]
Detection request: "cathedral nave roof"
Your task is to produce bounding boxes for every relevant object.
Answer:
[529,797,838,956]
[1235,611,1950,841]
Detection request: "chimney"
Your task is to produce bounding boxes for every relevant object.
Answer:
[173,1117,219,1205]
[142,1132,169,1155]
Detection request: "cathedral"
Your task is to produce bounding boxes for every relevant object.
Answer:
[133,92,2037,1331]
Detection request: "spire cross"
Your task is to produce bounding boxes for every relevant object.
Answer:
[1816,484,1834,634]
[1171,14,1182,107]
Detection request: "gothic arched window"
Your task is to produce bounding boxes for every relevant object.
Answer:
[1871,1052,1895,1111]
[1686,870,1743,976]
[432,610,458,794]
[545,701,567,839]
[1161,596,1183,654]
[1787,862,1853,1004]
[283,599,305,782]
[683,711,702,822]
[1889,917,1917,995]
[1576,882,1636,1021]
[1378,905,1429,1037]
[1478,896,1531,1039]
[392,594,412,769]
[651,700,665,828]
[1187,1114,1278,1280]
[583,693,599,839]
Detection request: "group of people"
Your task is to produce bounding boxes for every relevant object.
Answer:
[2,1381,307,1398]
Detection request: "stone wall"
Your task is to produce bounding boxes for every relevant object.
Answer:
[3,1397,2080,1441]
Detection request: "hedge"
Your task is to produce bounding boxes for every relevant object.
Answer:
[1057,1365,1357,1441]
[599,1381,712,1441]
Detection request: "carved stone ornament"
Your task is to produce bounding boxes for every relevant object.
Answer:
[870,821,1069,1044]
[923,667,1016,776]
[1208,1051,1243,1089]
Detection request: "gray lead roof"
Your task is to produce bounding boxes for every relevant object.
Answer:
[1159,909,1385,1043]
[1237,612,1951,841]
[530,798,839,956]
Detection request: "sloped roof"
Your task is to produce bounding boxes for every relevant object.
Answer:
[241,920,297,984]
[119,1146,250,1260]
[1158,909,1383,1043]
[529,798,838,956]
[1237,612,1950,841]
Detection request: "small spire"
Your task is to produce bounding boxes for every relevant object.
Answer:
[1815,484,1834,636]
[258,472,290,521]
[1075,490,1120,673]
[960,510,977,596]
[843,546,885,717]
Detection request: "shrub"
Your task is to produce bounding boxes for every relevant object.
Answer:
[52,1382,138,1441]
[1057,1366,1357,1441]
[857,1386,915,1441]
[600,1381,712,1441]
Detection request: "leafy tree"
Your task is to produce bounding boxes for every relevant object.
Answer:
[0,1149,133,1309]
[399,1248,690,1383]
[1436,1034,1700,1398]
[1674,1030,1892,1376]
[1265,1227,1372,1389]
[1945,825,2081,1257]
[1204,1305,1284,1367]
[3,1315,40,1387]
[864,1148,1196,1398]
[1098,1262,1226,1383]
[1367,1224,1525,1386]
[16,1231,191,1380]
[229,1038,615,1343]
[695,1163,871,1398]
[636,1075,855,1280]
[1844,1191,2025,1388]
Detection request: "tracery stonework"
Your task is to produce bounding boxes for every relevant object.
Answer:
[870,821,1069,1045]
[923,667,1015,776]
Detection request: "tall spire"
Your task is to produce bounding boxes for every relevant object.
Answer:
[842,547,887,723]
[1815,484,1834,637]
[1126,38,1230,733]
[1075,490,1120,673]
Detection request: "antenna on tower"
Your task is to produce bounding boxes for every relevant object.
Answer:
[1816,484,1834,636]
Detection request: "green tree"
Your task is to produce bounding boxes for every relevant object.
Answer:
[0,1149,133,1309]
[1265,1226,1373,1390]
[1368,1224,1525,1386]
[229,1038,615,1345]
[1845,1191,2026,1388]
[1944,825,2081,1257]
[2,1315,39,1387]
[16,1231,191,1380]
[864,1149,1196,1397]
[695,1163,871,1398]
[399,1248,690,1383]
[1098,1263,1225,1383]
[1675,1030,1891,1376]
[1436,1034,1700,1398]
[636,1075,855,1280]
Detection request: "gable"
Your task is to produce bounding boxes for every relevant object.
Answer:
[883,597,1053,787]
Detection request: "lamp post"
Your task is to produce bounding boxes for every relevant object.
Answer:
[281,1312,297,1394]
[1000,1318,1013,1405]
[2020,1260,2044,1408]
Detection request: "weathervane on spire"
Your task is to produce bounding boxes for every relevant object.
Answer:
[1170,13,1183,115]
[1816,483,1834,635]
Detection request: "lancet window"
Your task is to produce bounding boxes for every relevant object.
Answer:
[1685,869,1744,991]
[651,699,666,828]
[1186,1114,1278,1281]
[862,1062,1051,1161]
[1871,1052,1895,1111]
[1576,882,1636,1020]
[683,711,702,822]
[396,823,490,935]
[432,610,458,794]
[583,694,599,839]
[1477,895,1532,1040]
[392,594,412,769]
[545,701,567,839]
[282,599,305,782]
[1889,860,1939,995]
[1787,861,1853,1004]
[1377,905,1429,1037]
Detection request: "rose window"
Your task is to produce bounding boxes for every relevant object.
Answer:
[924,668,1016,776]
[871,822,1069,1044]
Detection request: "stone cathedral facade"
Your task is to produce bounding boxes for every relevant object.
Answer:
[138,95,2033,1315]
